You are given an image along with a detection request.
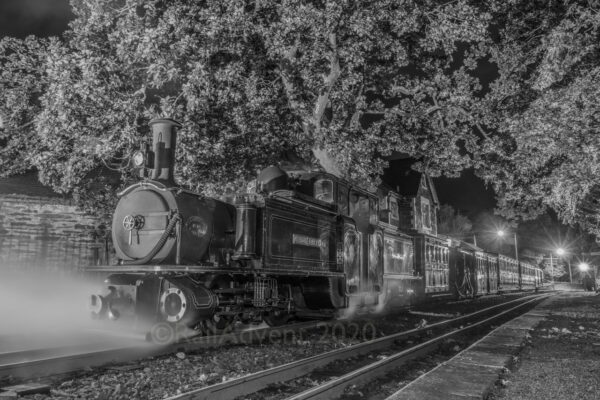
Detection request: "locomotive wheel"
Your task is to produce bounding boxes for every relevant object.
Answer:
[263,310,290,327]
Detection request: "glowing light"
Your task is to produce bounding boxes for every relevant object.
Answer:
[132,150,145,167]
[578,263,590,272]
[497,230,505,237]
[556,248,566,256]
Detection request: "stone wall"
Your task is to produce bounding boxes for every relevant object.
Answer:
[0,194,110,272]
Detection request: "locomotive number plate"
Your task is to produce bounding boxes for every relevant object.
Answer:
[292,234,326,249]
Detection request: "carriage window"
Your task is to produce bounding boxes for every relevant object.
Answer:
[337,184,349,215]
[369,197,378,224]
[314,179,334,203]
[384,238,412,274]
[350,191,369,216]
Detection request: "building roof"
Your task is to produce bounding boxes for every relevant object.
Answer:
[383,158,439,203]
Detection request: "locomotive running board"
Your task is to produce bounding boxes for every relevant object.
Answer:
[83,265,345,278]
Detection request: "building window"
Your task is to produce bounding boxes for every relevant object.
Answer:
[421,196,431,230]
[389,198,399,221]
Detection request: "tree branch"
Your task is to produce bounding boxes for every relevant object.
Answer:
[16,120,35,130]
[279,38,309,133]
[312,32,341,133]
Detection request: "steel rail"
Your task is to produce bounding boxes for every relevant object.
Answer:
[166,293,551,400]
[0,342,113,365]
[0,320,325,381]
[285,293,553,400]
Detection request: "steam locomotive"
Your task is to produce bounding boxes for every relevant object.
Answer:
[88,119,544,333]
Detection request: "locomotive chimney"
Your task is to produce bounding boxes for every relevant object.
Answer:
[148,118,181,184]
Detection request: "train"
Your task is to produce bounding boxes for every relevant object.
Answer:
[88,119,544,334]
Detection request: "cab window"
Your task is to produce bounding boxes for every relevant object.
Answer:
[314,179,334,203]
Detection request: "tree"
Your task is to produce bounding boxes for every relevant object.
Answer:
[542,257,567,281]
[1,0,495,219]
[0,36,51,176]
[437,204,473,237]
[474,1,600,236]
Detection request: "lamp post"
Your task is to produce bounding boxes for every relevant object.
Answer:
[549,253,554,284]
[556,247,572,283]
[579,262,592,291]
[497,230,519,261]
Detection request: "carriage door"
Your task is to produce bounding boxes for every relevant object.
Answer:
[369,230,384,291]
[349,190,379,292]
[343,224,361,293]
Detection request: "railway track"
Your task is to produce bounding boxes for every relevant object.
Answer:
[165,292,553,400]
[0,320,326,382]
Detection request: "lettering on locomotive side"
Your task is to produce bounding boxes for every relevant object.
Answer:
[292,234,326,248]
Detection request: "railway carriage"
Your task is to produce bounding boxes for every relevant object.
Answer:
[475,251,499,295]
[498,254,520,291]
[414,234,451,297]
[519,261,538,289]
[474,251,489,295]
[448,242,476,298]
[377,189,418,308]
[88,118,544,334]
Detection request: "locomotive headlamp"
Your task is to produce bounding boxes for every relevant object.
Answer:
[132,150,145,168]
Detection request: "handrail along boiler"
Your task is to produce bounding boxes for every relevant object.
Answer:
[88,119,544,332]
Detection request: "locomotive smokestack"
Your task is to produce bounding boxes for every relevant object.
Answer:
[149,118,181,183]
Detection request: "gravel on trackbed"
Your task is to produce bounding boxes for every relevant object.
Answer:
[488,291,600,400]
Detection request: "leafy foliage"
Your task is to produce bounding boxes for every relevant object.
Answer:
[437,204,473,237]
[4,0,600,239]
[0,36,51,175]
[0,0,493,215]
[476,1,600,235]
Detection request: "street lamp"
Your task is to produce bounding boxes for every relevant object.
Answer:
[554,247,572,283]
[497,230,518,261]
[578,262,589,272]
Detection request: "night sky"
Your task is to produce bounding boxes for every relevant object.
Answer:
[0,0,73,39]
[0,0,496,216]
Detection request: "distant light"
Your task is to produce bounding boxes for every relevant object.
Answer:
[132,150,145,167]
[497,230,505,237]
[556,248,566,256]
[578,263,590,272]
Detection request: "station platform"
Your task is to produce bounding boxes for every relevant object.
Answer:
[386,293,576,400]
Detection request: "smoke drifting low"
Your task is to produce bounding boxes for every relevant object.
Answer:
[0,268,145,352]
[0,269,101,335]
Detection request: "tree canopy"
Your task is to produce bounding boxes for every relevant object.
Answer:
[437,204,473,238]
[477,0,600,235]
[1,0,491,204]
[2,0,600,236]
